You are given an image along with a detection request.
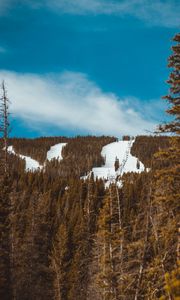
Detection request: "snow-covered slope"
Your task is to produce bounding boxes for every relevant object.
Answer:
[90,140,145,182]
[8,140,144,180]
[8,143,67,172]
[8,146,43,172]
[46,143,67,161]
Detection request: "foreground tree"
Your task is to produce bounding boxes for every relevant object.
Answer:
[0,80,10,173]
[159,33,180,134]
[154,33,180,299]
[0,81,12,299]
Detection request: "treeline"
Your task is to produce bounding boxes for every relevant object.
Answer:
[9,137,69,164]
[9,135,116,177]
[131,135,170,167]
[55,135,117,178]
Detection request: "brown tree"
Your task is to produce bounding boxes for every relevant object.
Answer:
[159,33,180,134]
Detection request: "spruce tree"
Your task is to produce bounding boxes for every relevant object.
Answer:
[159,33,180,134]
[114,157,120,172]
[153,32,180,299]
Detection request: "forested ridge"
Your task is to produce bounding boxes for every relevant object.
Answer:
[0,34,179,300]
[0,134,179,299]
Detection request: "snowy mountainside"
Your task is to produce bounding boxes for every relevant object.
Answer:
[46,143,67,161]
[8,139,146,179]
[82,139,146,187]
[92,139,144,179]
[8,146,43,171]
[8,143,66,171]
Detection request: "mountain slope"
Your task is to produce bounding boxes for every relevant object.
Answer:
[91,139,145,181]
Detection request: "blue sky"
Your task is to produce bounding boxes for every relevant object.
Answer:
[0,0,179,138]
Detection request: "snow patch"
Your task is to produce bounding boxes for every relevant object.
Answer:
[8,146,43,172]
[83,139,145,187]
[46,143,67,161]
[7,142,67,172]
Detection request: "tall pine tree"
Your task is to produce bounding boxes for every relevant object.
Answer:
[154,32,180,299]
[159,33,180,134]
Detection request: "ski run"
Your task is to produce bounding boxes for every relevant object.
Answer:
[7,139,146,184]
[93,139,144,177]
[46,143,67,161]
[7,146,43,172]
[82,139,145,186]
[7,143,67,172]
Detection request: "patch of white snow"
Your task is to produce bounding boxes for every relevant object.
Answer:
[46,143,67,161]
[84,139,145,186]
[8,146,43,172]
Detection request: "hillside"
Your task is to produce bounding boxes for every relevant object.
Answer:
[0,134,179,300]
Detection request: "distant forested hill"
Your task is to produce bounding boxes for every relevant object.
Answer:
[0,134,179,300]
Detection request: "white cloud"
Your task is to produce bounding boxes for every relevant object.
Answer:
[0,0,179,27]
[0,0,15,15]
[0,70,158,137]
[42,0,180,27]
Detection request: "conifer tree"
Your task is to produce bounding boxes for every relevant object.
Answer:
[159,33,180,134]
[114,157,120,172]
[95,185,124,300]
[151,32,180,299]
[0,80,10,173]
[51,223,70,300]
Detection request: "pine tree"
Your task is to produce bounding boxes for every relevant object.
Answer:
[0,80,10,173]
[159,33,180,134]
[151,32,180,299]
[95,185,124,300]
[51,223,70,300]
[114,157,120,172]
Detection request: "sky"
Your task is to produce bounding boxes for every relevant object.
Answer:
[0,0,179,138]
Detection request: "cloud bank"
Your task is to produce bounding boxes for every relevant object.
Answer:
[0,70,158,137]
[47,0,180,27]
[0,0,14,15]
[0,0,179,28]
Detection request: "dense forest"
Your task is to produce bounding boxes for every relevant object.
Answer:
[0,34,179,300]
